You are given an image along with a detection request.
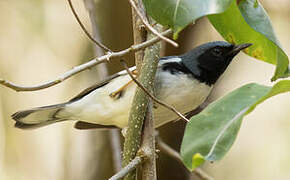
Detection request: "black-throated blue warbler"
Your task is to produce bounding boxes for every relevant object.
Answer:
[12,41,251,129]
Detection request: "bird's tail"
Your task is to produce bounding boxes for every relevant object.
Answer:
[12,103,68,129]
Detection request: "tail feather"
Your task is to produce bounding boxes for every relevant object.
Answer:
[12,103,67,129]
[14,120,65,129]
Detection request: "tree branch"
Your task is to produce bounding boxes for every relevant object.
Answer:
[130,0,147,72]
[122,29,161,179]
[109,156,145,180]
[128,0,178,47]
[66,0,111,52]
[140,102,157,180]
[156,137,183,164]
[121,60,189,122]
[156,137,214,180]
[0,29,172,92]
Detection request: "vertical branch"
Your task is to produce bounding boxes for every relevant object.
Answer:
[140,102,157,180]
[122,17,161,180]
[130,0,147,71]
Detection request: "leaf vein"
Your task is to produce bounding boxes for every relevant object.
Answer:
[173,0,182,25]
[205,107,249,160]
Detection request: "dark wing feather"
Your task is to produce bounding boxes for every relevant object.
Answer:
[69,73,120,102]
[74,121,118,130]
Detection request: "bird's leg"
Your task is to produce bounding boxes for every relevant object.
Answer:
[109,70,138,99]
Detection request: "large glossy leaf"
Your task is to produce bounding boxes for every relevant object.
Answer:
[180,80,290,171]
[142,0,232,38]
[208,0,289,81]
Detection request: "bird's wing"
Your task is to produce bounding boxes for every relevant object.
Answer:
[69,66,137,130]
[69,66,136,103]
[74,121,118,129]
[68,73,120,102]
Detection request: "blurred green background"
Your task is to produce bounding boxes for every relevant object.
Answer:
[0,0,289,179]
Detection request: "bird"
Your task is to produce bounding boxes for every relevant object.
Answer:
[12,41,251,130]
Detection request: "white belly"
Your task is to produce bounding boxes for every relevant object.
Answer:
[62,70,212,128]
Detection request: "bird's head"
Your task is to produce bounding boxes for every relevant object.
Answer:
[181,41,252,85]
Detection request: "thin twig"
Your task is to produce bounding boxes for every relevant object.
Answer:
[0,29,172,92]
[156,137,214,180]
[109,156,144,180]
[128,0,178,47]
[156,137,182,164]
[120,60,189,122]
[66,0,111,52]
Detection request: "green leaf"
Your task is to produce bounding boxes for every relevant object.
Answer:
[208,0,289,81]
[180,80,290,171]
[142,0,233,39]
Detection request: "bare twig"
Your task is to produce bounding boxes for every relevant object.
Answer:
[156,137,214,180]
[156,137,182,163]
[128,0,178,47]
[0,29,172,92]
[121,60,189,122]
[66,0,111,52]
[109,156,144,180]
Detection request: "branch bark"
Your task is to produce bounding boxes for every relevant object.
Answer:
[122,13,161,180]
[140,102,156,180]
[130,0,147,72]
[129,0,178,47]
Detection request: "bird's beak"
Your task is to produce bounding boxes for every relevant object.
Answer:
[228,43,252,56]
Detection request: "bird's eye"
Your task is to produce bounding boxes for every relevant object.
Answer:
[212,48,222,57]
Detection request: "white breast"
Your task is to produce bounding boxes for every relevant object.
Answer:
[62,67,212,128]
[153,70,212,127]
